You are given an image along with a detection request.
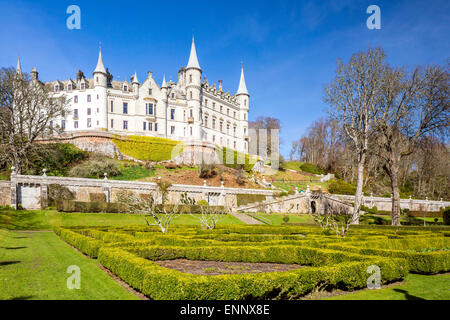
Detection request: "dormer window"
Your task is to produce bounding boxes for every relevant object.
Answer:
[124,85,128,92]
[149,88,152,95]
[67,84,72,91]
[81,83,85,90]
[54,84,59,92]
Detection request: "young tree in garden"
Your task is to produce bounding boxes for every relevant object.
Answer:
[0,67,70,174]
[116,190,179,234]
[324,48,387,224]
[374,64,449,226]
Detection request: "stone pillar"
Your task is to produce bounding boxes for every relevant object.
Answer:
[10,167,17,209]
[103,173,111,203]
[40,169,48,209]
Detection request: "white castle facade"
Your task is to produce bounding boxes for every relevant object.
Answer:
[18,37,250,153]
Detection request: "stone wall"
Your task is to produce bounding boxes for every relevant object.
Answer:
[0,181,11,206]
[9,173,275,210]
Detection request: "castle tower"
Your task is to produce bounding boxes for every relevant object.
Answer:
[16,57,22,75]
[236,66,250,152]
[185,35,202,140]
[132,71,139,97]
[92,47,108,130]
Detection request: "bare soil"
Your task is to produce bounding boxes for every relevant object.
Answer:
[154,259,304,275]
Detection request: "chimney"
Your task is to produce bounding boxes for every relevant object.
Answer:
[30,68,39,81]
[218,80,223,92]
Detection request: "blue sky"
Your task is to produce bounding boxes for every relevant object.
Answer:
[1,0,449,157]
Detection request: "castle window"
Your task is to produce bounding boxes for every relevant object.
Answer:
[171,126,175,135]
[234,111,236,118]
[143,122,147,131]
[170,109,175,120]
[74,121,78,129]
[190,91,193,99]
[172,93,175,98]
[220,106,223,113]
[149,122,153,131]
[74,109,78,118]
[204,99,208,107]
[189,109,193,118]
[220,121,223,132]
[74,95,78,103]
[149,89,152,95]
[87,94,91,102]
[190,127,193,136]
[111,119,114,128]
[244,99,247,106]
[124,85,128,92]
[87,108,91,116]
[54,84,59,92]
[212,118,216,129]
[189,74,192,83]
[155,123,158,132]
[244,113,247,120]
[123,103,128,114]
[244,127,247,134]
[81,83,85,90]
[204,116,208,128]
[227,109,229,116]
[233,126,236,136]
[146,103,153,115]
[61,120,65,130]
[110,101,114,112]
[213,103,215,110]
[68,84,72,91]
[227,124,230,134]
[96,77,98,83]
[87,118,91,128]
[96,108,99,113]
[213,135,216,142]
[123,120,128,130]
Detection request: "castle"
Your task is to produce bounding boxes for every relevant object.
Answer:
[16,37,250,153]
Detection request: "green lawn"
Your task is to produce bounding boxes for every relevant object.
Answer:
[0,208,244,230]
[326,273,450,300]
[248,213,314,225]
[0,229,138,300]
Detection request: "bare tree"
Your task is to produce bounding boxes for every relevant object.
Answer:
[0,68,70,173]
[192,204,230,230]
[324,48,387,224]
[374,64,449,225]
[308,195,353,237]
[116,190,179,234]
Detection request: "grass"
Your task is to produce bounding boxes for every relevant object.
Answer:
[0,229,138,300]
[326,273,450,300]
[0,208,244,230]
[249,213,314,225]
[111,161,155,181]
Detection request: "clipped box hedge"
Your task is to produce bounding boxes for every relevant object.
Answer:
[97,246,407,300]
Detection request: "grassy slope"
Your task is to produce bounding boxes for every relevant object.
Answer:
[0,208,244,230]
[326,273,450,300]
[0,229,138,300]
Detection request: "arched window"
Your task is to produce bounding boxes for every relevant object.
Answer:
[189,74,192,83]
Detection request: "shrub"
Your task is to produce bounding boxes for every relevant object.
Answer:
[198,161,217,179]
[48,184,75,206]
[443,207,450,226]
[69,159,120,178]
[328,179,356,195]
[112,135,183,162]
[282,216,290,223]
[299,163,325,175]
[89,193,106,202]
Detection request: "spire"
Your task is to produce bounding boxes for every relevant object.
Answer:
[186,35,201,70]
[161,74,167,88]
[132,71,139,84]
[16,57,22,74]
[94,47,106,74]
[237,66,249,95]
